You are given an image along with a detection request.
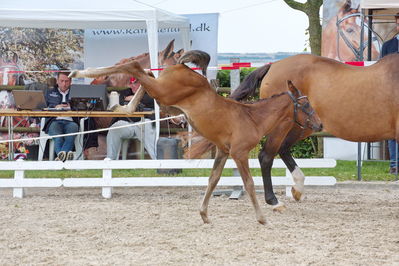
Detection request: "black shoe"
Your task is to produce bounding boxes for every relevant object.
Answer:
[389,167,398,175]
[55,151,66,162]
[66,151,74,161]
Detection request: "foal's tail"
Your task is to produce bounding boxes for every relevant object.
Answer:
[229,63,271,101]
[177,50,211,76]
[184,136,215,159]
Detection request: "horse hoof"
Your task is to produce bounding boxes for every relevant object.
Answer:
[200,213,210,224]
[272,202,286,213]
[68,70,78,78]
[257,217,267,225]
[291,187,303,201]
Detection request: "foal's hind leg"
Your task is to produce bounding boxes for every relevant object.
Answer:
[200,147,228,224]
[232,152,266,224]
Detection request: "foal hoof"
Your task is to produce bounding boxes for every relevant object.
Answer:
[200,213,211,224]
[272,202,286,213]
[68,70,78,78]
[291,187,303,201]
[257,215,267,225]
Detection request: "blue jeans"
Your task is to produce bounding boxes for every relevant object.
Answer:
[388,139,398,168]
[48,120,79,155]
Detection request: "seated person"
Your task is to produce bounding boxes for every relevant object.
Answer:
[107,78,156,160]
[42,71,79,161]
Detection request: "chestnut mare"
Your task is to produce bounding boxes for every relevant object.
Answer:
[230,53,399,209]
[70,51,322,224]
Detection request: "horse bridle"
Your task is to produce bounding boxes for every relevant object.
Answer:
[287,91,314,130]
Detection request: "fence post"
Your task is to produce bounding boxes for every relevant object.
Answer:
[102,158,113,198]
[13,159,25,198]
[229,58,240,93]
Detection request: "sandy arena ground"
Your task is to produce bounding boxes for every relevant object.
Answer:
[0,183,398,265]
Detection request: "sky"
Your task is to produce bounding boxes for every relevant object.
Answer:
[141,0,310,53]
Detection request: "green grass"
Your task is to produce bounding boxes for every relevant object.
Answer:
[0,160,396,181]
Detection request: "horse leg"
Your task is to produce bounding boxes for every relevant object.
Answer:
[111,86,145,113]
[200,147,228,224]
[258,122,292,212]
[232,152,266,224]
[278,128,312,201]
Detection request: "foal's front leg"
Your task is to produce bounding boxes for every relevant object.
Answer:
[111,86,145,113]
[200,147,228,224]
[233,153,266,225]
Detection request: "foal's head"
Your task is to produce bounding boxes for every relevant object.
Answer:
[287,80,323,132]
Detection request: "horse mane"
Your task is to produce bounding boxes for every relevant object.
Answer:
[246,91,287,104]
[229,64,271,101]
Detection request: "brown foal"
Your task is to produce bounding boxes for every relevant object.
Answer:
[69,52,321,224]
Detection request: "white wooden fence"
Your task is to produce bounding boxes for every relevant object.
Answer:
[0,158,336,198]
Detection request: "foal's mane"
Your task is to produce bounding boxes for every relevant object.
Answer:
[244,91,287,105]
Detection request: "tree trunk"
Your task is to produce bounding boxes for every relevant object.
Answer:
[283,0,323,56]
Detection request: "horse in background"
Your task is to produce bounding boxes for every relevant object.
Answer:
[90,39,184,87]
[230,53,399,209]
[69,50,322,224]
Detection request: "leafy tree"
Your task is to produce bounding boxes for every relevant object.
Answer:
[0,28,83,82]
[283,0,323,55]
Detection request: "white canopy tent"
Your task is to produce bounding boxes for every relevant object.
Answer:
[0,0,190,73]
[361,0,399,21]
[361,0,399,10]
[0,0,191,145]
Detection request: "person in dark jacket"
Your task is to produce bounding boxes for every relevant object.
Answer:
[106,78,156,160]
[381,13,399,174]
[43,71,98,161]
[43,71,79,161]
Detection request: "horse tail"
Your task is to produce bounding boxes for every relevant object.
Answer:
[178,50,211,76]
[229,63,271,101]
[184,136,215,159]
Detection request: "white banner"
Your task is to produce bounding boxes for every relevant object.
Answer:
[84,13,219,79]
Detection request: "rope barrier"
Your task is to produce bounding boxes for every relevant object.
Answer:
[2,65,245,74]
[2,61,377,75]
[0,114,184,144]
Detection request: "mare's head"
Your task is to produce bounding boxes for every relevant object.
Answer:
[0,52,24,86]
[90,39,184,87]
[287,80,322,132]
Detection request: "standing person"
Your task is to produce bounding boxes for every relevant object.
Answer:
[381,13,399,174]
[106,78,156,160]
[42,71,79,161]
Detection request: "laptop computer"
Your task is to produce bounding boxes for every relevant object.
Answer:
[12,90,47,110]
[69,84,108,111]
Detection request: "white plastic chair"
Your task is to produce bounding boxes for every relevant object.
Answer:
[37,118,85,160]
